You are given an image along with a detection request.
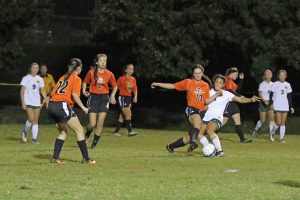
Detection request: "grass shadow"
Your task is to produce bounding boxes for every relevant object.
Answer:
[274,180,300,188]
[33,154,78,163]
[5,136,22,142]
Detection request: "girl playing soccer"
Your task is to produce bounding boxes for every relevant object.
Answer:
[113,64,138,136]
[151,64,210,152]
[82,53,118,148]
[20,62,49,144]
[269,70,294,142]
[48,58,95,164]
[193,74,259,156]
[252,69,275,137]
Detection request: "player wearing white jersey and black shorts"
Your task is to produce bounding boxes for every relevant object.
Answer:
[252,69,275,137]
[188,74,259,156]
[269,70,294,143]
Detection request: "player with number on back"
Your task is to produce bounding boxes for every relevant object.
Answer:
[252,69,275,137]
[48,58,95,164]
[82,53,118,149]
[20,62,49,144]
[151,64,210,153]
[269,69,294,143]
[113,64,138,136]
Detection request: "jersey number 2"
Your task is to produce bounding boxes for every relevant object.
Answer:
[55,81,69,94]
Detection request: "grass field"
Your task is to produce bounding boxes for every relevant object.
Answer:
[0,124,300,200]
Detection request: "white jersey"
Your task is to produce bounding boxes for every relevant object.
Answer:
[203,89,235,123]
[258,81,273,101]
[20,74,44,106]
[271,81,292,111]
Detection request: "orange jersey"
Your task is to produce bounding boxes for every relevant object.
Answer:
[84,68,117,94]
[224,76,238,91]
[117,75,137,96]
[174,79,210,110]
[50,72,81,107]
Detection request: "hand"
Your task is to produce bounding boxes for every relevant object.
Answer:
[264,100,269,105]
[251,95,260,102]
[83,91,90,97]
[22,104,27,110]
[109,96,116,104]
[217,90,223,97]
[133,96,137,103]
[82,106,89,114]
[239,72,244,80]
[290,108,295,114]
[151,83,157,89]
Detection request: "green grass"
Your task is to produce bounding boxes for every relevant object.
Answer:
[0,124,300,200]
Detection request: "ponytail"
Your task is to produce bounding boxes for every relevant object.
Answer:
[64,58,82,81]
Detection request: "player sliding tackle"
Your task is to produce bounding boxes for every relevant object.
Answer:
[188,74,260,156]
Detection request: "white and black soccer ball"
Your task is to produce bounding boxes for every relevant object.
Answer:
[202,144,216,157]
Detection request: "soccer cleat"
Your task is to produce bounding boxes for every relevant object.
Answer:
[187,142,198,152]
[216,150,225,157]
[113,132,121,137]
[269,134,275,142]
[32,139,39,144]
[50,157,65,164]
[165,144,174,153]
[280,139,286,143]
[241,139,253,143]
[82,158,96,164]
[91,144,97,149]
[128,131,138,137]
[22,131,27,142]
[252,130,257,138]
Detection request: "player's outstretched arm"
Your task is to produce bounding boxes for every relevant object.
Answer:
[233,95,260,104]
[151,82,175,90]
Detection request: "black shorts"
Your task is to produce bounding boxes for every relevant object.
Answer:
[118,96,132,108]
[47,101,76,123]
[223,101,240,117]
[87,93,109,113]
[185,106,206,119]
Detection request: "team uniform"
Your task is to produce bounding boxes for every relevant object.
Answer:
[258,81,273,112]
[84,69,117,113]
[174,79,210,119]
[20,74,45,108]
[203,89,235,128]
[271,81,292,112]
[48,72,81,123]
[117,75,137,108]
[223,76,240,116]
[41,73,55,95]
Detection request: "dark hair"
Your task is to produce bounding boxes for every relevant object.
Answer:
[213,74,226,84]
[192,64,204,73]
[64,58,82,81]
[28,62,39,74]
[225,67,238,76]
[123,63,133,74]
[93,53,107,85]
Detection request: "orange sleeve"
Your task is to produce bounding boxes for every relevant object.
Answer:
[109,72,117,87]
[203,84,210,100]
[117,76,123,89]
[83,70,92,84]
[133,78,137,93]
[72,77,82,96]
[174,79,189,91]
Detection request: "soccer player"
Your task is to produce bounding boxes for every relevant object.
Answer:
[151,64,210,152]
[222,67,252,143]
[40,64,55,106]
[252,69,275,137]
[48,58,95,164]
[113,64,138,136]
[82,53,118,148]
[20,62,49,144]
[269,70,294,142]
[194,74,259,156]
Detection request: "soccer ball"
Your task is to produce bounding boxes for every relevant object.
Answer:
[202,144,216,157]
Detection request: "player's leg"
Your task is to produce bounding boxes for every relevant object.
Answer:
[206,120,224,156]
[270,112,281,141]
[123,106,137,136]
[85,113,97,141]
[91,112,107,148]
[67,116,95,163]
[279,112,288,142]
[51,122,68,163]
[188,113,201,145]
[232,113,252,143]
[166,133,191,153]
[31,107,41,144]
[252,110,266,137]
[222,116,229,126]
[268,108,275,133]
[113,113,124,136]
[22,107,34,142]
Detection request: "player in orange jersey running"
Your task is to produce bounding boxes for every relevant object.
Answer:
[151,64,210,152]
[113,64,138,136]
[48,58,95,164]
[82,53,118,149]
